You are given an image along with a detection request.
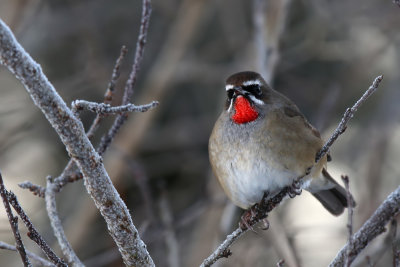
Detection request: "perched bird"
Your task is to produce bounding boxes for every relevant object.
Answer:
[209,71,349,215]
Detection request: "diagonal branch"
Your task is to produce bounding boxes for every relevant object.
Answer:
[7,191,67,266]
[0,173,31,267]
[45,177,84,267]
[329,185,400,266]
[315,75,383,163]
[97,0,152,155]
[0,17,154,267]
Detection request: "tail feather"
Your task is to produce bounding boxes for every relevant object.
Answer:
[311,169,355,216]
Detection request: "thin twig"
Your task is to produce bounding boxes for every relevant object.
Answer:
[86,45,128,140]
[0,18,154,266]
[0,241,54,267]
[97,0,152,155]
[18,181,45,198]
[329,185,400,267]
[315,75,383,163]
[45,177,84,267]
[72,100,158,115]
[0,173,31,267]
[7,191,67,266]
[342,175,354,267]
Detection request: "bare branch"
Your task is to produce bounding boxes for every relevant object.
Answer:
[6,191,67,266]
[86,45,128,140]
[18,181,45,198]
[0,18,154,266]
[0,173,31,267]
[329,185,400,267]
[0,241,54,267]
[200,228,242,267]
[392,220,400,267]
[72,100,159,115]
[45,177,84,267]
[200,187,297,267]
[315,75,383,163]
[97,0,152,155]
[341,175,354,267]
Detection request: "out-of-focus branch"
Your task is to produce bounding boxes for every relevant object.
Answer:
[72,100,159,115]
[7,191,67,266]
[253,0,292,83]
[0,241,54,267]
[329,185,400,267]
[315,75,383,163]
[0,173,31,267]
[45,177,84,267]
[0,18,154,266]
[159,190,180,267]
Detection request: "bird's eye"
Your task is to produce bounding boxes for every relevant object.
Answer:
[227,89,234,100]
[244,84,262,97]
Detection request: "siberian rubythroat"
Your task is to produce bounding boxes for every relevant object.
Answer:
[209,71,349,215]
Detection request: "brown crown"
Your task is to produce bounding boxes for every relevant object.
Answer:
[225,71,264,86]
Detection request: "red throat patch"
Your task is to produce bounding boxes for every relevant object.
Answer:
[232,96,259,124]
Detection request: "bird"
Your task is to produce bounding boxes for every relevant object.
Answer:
[208,71,350,216]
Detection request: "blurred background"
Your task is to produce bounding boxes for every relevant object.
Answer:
[0,0,399,266]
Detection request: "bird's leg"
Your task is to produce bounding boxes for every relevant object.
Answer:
[239,203,258,230]
[239,192,269,230]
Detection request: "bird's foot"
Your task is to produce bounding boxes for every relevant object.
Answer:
[239,204,258,231]
[288,180,302,198]
[239,192,269,230]
[260,217,270,230]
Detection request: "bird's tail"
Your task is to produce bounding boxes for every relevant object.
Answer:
[311,169,355,216]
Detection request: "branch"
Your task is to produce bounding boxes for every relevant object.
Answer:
[315,75,383,163]
[0,173,31,267]
[45,177,84,266]
[97,0,152,155]
[341,175,354,267]
[72,100,159,115]
[7,191,67,266]
[0,18,154,266]
[200,187,297,267]
[0,241,54,267]
[86,45,128,140]
[329,185,400,266]
[18,181,45,198]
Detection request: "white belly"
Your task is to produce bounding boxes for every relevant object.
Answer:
[222,153,297,209]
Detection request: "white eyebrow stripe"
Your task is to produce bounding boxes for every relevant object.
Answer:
[248,95,265,105]
[242,79,261,86]
[225,84,234,91]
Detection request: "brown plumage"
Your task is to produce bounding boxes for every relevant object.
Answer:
[209,71,351,215]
